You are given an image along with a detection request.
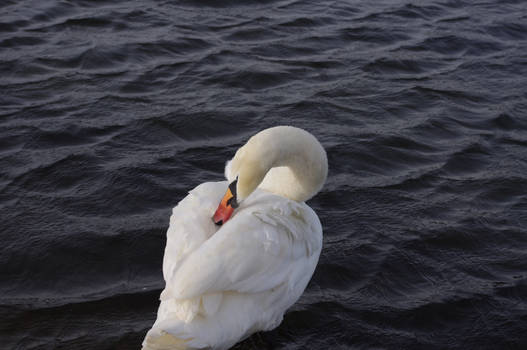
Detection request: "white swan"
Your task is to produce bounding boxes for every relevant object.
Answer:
[142,126,328,350]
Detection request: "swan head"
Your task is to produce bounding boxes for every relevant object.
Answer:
[213,126,327,225]
[212,145,268,225]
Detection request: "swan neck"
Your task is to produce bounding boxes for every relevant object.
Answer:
[227,126,327,202]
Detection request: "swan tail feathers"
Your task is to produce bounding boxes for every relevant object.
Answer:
[142,328,194,350]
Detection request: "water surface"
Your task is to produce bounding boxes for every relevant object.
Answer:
[1,0,527,349]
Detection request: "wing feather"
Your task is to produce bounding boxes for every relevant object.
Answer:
[164,190,322,300]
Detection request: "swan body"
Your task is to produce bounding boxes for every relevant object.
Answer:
[142,126,327,350]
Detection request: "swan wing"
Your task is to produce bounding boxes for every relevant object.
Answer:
[164,191,322,300]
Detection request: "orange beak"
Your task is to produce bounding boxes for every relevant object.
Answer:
[213,180,238,225]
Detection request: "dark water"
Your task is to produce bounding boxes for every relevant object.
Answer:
[1,0,527,349]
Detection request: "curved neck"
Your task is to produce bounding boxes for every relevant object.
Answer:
[225,126,327,202]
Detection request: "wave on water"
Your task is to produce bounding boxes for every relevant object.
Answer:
[1,0,527,349]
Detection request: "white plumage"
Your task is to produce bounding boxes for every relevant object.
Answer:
[143,126,327,350]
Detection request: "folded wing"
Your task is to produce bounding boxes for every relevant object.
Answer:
[164,188,322,301]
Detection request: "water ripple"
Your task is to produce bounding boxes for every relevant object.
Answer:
[1,0,527,349]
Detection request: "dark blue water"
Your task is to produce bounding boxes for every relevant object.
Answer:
[1,0,527,349]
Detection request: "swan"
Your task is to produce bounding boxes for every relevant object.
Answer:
[142,126,328,350]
